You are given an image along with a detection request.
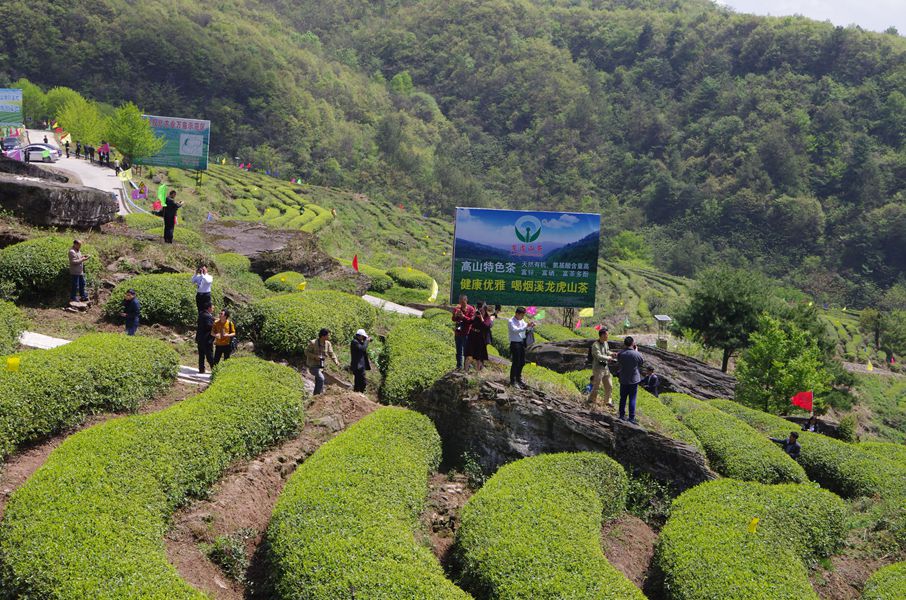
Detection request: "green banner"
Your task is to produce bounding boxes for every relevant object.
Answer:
[450,208,601,307]
[0,89,23,125]
[135,114,211,170]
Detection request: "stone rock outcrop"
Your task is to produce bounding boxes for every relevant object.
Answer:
[0,156,69,182]
[413,373,716,491]
[0,173,117,229]
[527,338,736,400]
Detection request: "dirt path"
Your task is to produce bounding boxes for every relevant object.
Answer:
[0,381,198,518]
[165,391,379,599]
[421,472,473,571]
[601,514,659,593]
[842,361,903,377]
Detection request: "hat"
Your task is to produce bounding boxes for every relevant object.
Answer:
[356,329,368,337]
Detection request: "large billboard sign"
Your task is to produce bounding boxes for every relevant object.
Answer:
[450,208,601,307]
[136,114,211,170]
[0,89,23,125]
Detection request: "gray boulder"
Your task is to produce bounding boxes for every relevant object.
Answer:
[0,173,117,229]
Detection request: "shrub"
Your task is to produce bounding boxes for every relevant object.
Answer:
[373,285,435,305]
[243,291,376,355]
[837,413,858,442]
[213,252,251,275]
[146,227,208,249]
[104,273,225,327]
[387,265,434,290]
[268,407,468,599]
[522,363,580,398]
[0,300,27,355]
[264,271,307,292]
[635,389,704,452]
[0,333,179,459]
[381,318,453,405]
[711,399,906,499]
[860,441,906,465]
[299,203,333,233]
[534,322,582,341]
[0,236,101,301]
[662,394,807,484]
[337,258,394,292]
[863,562,906,600]
[0,357,304,598]
[122,213,162,230]
[656,479,847,600]
[422,307,452,321]
[456,452,641,599]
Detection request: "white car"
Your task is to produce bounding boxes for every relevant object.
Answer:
[23,144,60,163]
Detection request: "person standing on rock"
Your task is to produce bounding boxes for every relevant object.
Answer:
[68,239,91,302]
[587,327,615,409]
[452,294,475,370]
[196,303,216,374]
[120,288,140,336]
[161,191,182,243]
[191,265,213,311]
[306,328,339,395]
[617,336,644,424]
[507,307,534,388]
[350,329,371,393]
[212,309,236,364]
[466,301,493,373]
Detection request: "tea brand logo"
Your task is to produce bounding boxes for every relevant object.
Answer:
[514,215,542,243]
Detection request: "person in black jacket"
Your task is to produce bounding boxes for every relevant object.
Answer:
[161,191,182,243]
[119,288,140,336]
[350,329,371,393]
[770,431,801,461]
[801,414,822,434]
[196,303,215,374]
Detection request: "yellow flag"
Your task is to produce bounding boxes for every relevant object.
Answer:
[6,356,20,372]
[748,517,759,533]
[867,361,874,372]
[429,279,439,302]
[579,307,594,318]
[297,282,306,291]
[808,301,813,307]
[221,157,226,165]
[280,277,287,282]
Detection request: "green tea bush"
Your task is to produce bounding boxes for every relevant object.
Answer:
[122,213,163,230]
[534,322,582,341]
[374,285,435,305]
[860,441,906,465]
[268,407,469,599]
[299,204,333,233]
[213,252,251,274]
[381,318,453,405]
[662,394,806,484]
[104,273,225,327]
[456,452,641,599]
[0,236,100,301]
[863,562,906,600]
[837,413,858,442]
[264,271,307,292]
[0,333,178,459]
[522,363,580,398]
[565,368,593,392]
[0,300,27,355]
[146,227,207,249]
[0,358,304,599]
[336,258,394,292]
[711,399,906,498]
[243,291,376,355]
[636,389,705,453]
[422,307,452,321]
[489,317,548,358]
[387,266,434,290]
[656,479,847,600]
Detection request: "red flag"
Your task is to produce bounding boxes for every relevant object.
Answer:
[352,255,359,272]
[791,391,813,412]
[575,319,582,329]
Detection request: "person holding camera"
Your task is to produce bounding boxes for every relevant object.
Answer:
[191,265,214,312]
[350,329,371,393]
[452,294,476,370]
[196,303,216,375]
[507,307,535,388]
[68,239,91,302]
[587,327,615,409]
[466,301,494,372]
[306,328,339,395]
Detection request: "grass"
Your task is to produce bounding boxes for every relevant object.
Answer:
[854,374,906,443]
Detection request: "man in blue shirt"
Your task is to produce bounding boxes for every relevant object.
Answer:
[617,336,644,423]
[120,289,140,336]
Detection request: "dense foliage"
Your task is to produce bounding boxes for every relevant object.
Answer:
[386,266,434,290]
[104,273,225,327]
[0,300,27,355]
[0,333,178,459]
[264,271,307,292]
[0,236,100,301]
[268,407,469,599]
[656,479,847,600]
[213,252,252,275]
[456,452,640,599]
[0,358,305,598]
[863,562,906,600]
[381,317,453,404]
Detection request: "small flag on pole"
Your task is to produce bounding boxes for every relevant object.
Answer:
[352,255,359,272]
[866,360,874,372]
[575,319,582,329]
[748,517,759,533]
[6,356,20,372]
[791,391,813,412]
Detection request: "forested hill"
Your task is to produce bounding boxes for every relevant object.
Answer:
[2,0,905,304]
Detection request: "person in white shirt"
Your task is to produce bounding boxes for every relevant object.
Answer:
[191,265,214,312]
[507,306,535,388]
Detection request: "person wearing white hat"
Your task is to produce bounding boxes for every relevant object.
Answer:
[350,329,371,393]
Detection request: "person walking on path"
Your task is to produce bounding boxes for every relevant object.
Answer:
[120,288,140,335]
[75,141,81,158]
[507,307,535,387]
[212,309,236,364]
[161,191,182,243]
[587,327,615,409]
[42,135,48,144]
[350,329,371,393]
[452,294,475,370]
[87,145,95,163]
[68,239,91,302]
[191,265,213,311]
[196,303,215,374]
[617,336,644,423]
[64,140,70,158]
[465,301,493,372]
[306,328,339,395]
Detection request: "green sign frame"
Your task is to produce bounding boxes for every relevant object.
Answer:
[0,89,23,126]
[135,114,211,170]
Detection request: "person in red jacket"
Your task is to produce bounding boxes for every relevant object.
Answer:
[452,294,475,370]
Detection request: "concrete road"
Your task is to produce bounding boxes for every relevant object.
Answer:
[26,129,128,215]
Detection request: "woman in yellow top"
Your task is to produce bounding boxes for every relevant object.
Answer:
[212,309,236,364]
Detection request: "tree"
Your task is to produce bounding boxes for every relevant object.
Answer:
[105,103,164,163]
[12,78,45,125]
[675,267,768,372]
[736,315,832,415]
[44,87,84,122]
[57,97,107,146]
[880,310,906,360]
[859,308,884,350]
